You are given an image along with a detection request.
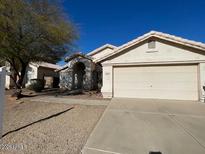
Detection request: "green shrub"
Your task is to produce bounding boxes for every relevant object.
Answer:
[27,79,45,92]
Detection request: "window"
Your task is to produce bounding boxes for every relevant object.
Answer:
[148,40,156,49]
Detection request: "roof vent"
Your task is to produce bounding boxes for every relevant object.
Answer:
[148,40,156,49]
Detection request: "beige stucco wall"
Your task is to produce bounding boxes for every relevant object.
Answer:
[5,64,14,89]
[28,64,38,78]
[101,40,205,101]
[103,40,205,65]
[101,65,113,98]
[92,47,115,61]
[5,75,11,89]
[25,65,59,87]
[24,64,38,86]
[199,63,205,101]
[5,63,59,88]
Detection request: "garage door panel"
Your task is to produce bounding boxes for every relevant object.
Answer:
[114,65,198,100]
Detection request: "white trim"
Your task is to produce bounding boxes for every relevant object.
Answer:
[102,60,205,66]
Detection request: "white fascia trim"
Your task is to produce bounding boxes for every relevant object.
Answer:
[102,60,205,66]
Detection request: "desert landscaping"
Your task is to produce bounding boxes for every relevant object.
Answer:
[0,93,106,154]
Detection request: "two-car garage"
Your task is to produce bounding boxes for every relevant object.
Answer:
[113,65,199,100]
[99,31,205,101]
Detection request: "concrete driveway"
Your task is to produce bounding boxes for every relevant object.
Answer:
[82,98,205,154]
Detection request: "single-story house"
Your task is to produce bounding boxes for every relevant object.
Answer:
[59,31,205,101]
[6,62,60,89]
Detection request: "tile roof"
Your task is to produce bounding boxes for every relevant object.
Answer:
[95,31,205,62]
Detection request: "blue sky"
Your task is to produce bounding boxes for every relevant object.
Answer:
[58,0,205,65]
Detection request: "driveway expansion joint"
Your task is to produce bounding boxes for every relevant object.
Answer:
[167,112,205,151]
[82,99,205,154]
[84,146,122,154]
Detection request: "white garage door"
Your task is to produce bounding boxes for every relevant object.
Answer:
[113,65,198,100]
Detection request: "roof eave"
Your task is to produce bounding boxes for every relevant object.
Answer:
[87,44,117,56]
[95,32,205,63]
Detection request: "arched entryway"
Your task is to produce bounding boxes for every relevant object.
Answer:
[72,62,86,90]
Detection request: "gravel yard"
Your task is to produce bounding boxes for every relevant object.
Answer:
[0,96,106,154]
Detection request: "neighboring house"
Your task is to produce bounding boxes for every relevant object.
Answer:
[6,62,60,89]
[59,31,205,101]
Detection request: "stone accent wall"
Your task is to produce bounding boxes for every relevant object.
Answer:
[59,57,97,91]
[59,69,73,90]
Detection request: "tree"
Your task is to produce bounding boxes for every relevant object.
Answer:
[0,0,77,91]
